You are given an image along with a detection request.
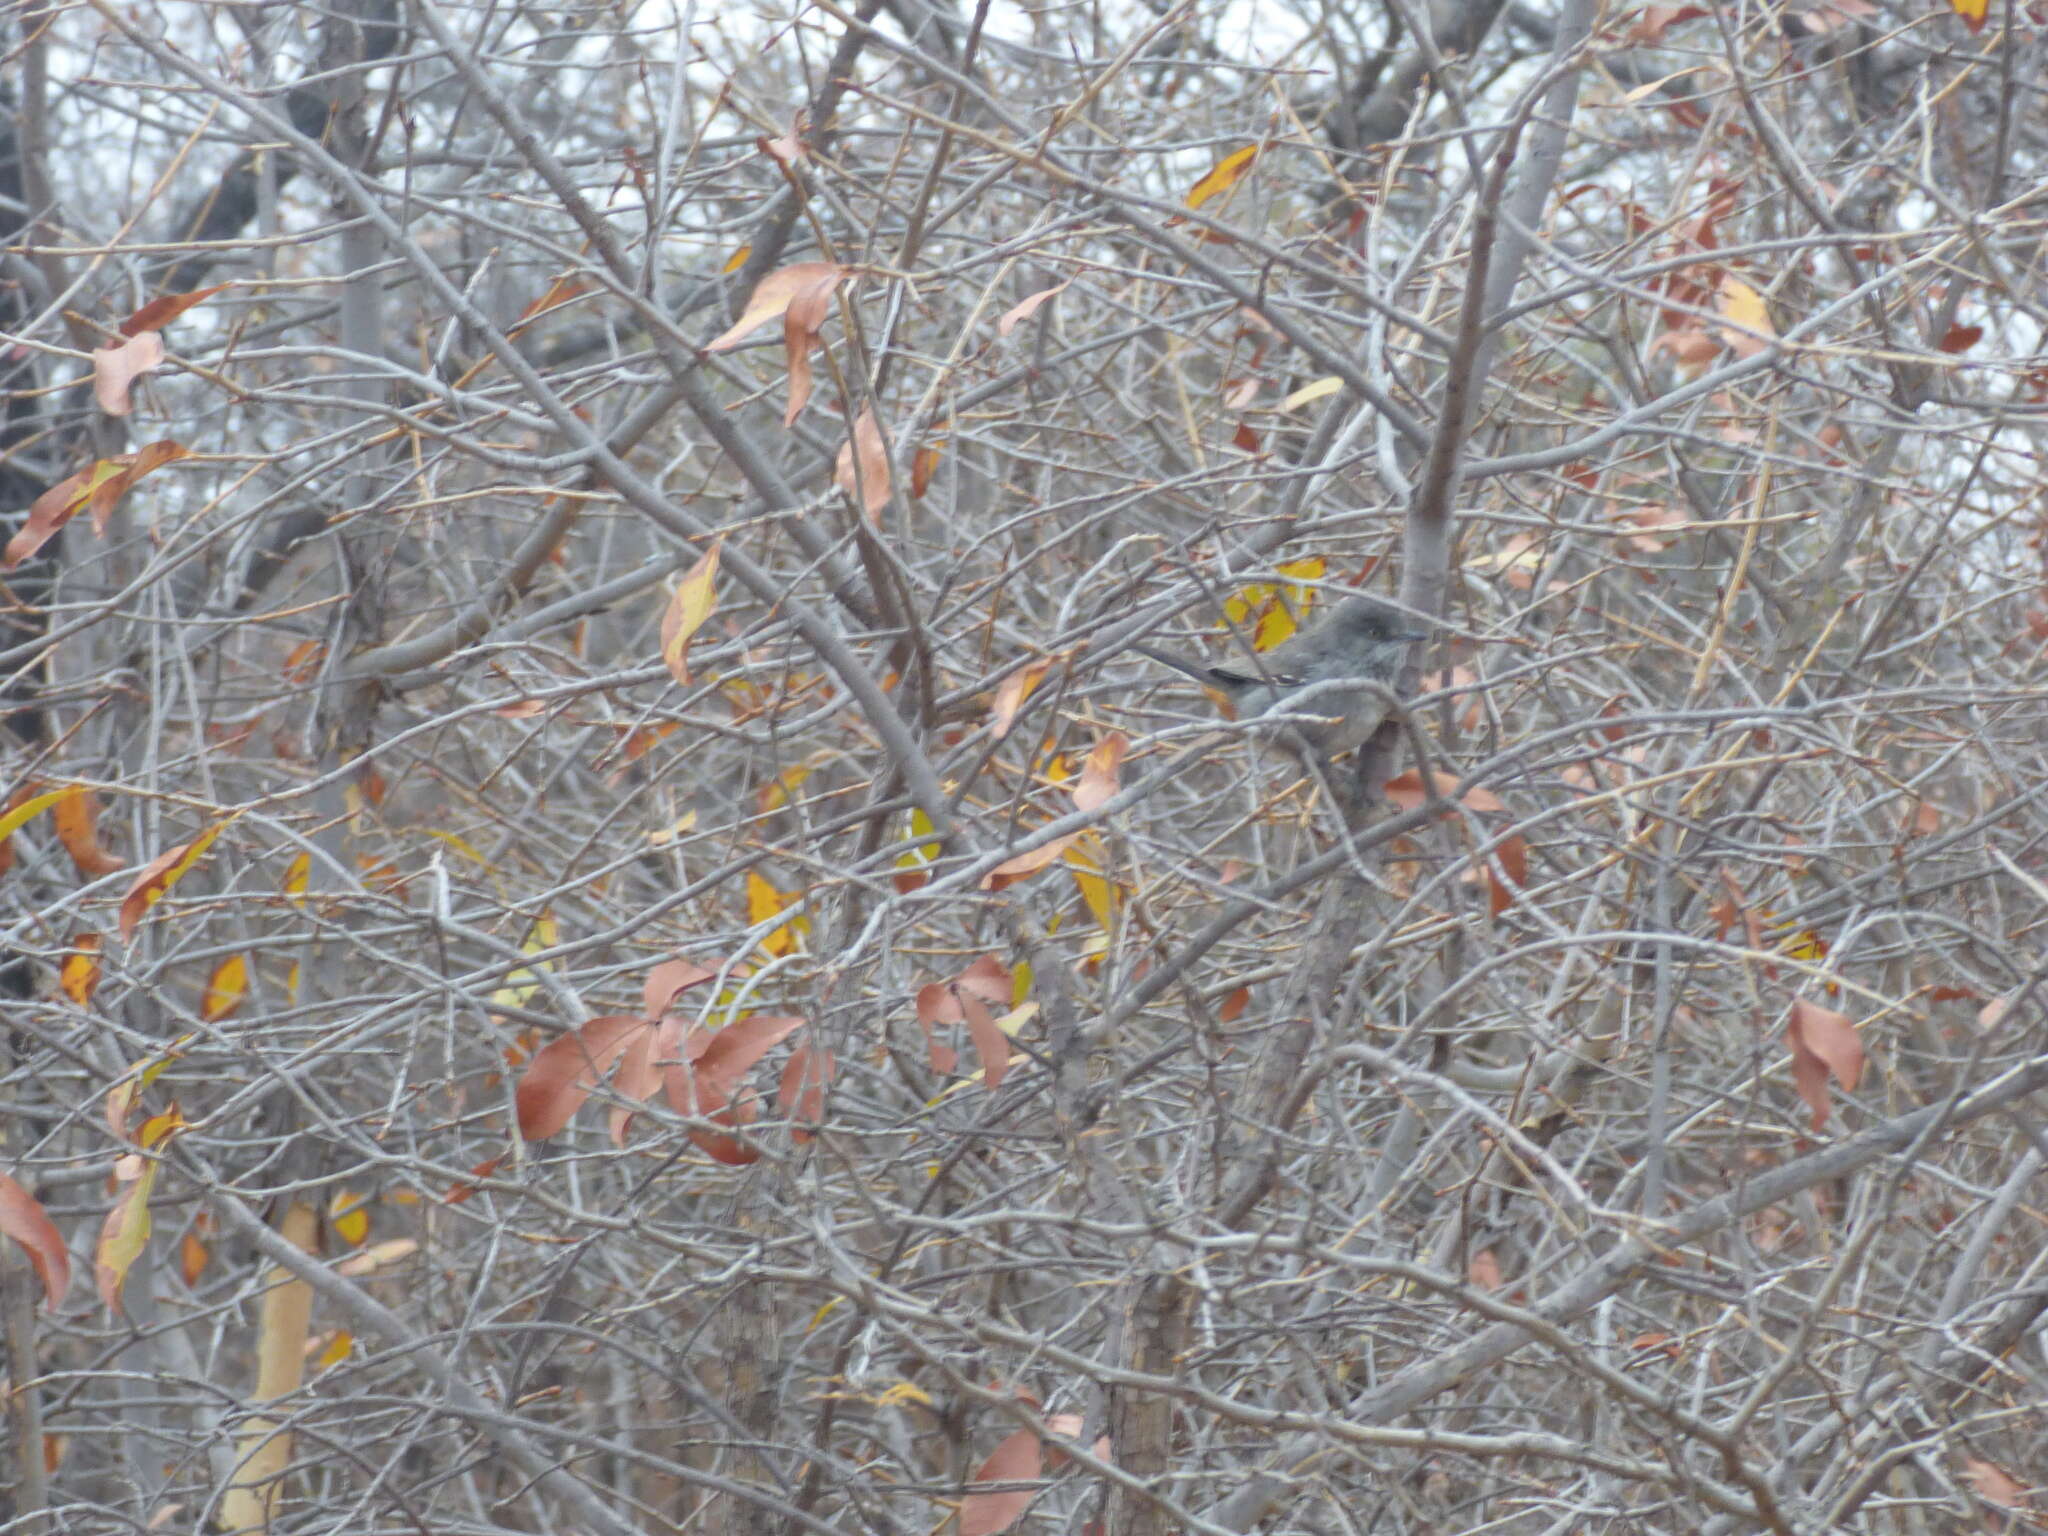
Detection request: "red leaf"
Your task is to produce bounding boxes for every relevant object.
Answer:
[643,958,718,1020]
[960,1427,1042,1536]
[514,1015,647,1140]
[777,1044,834,1140]
[1938,323,1983,353]
[958,988,1011,1092]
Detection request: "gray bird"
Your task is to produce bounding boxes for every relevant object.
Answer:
[1133,594,1428,757]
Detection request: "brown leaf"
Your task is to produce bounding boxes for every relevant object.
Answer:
[781,264,846,425]
[958,988,1011,1092]
[911,441,943,499]
[1785,998,1862,1131]
[1962,1455,2027,1510]
[996,282,1069,338]
[704,261,848,353]
[94,332,164,416]
[834,407,891,517]
[119,283,230,337]
[1938,322,1983,353]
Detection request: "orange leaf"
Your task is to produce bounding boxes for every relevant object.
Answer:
[834,407,891,517]
[51,787,125,878]
[660,540,722,686]
[6,441,190,569]
[512,274,589,329]
[1785,998,1862,1131]
[117,818,232,941]
[0,1170,71,1309]
[704,261,848,353]
[94,332,164,416]
[59,933,102,1007]
[119,282,230,337]
[1186,145,1260,210]
[911,441,943,499]
[996,282,1069,338]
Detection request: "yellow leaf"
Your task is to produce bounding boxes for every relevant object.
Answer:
[313,1331,354,1371]
[1949,0,1987,29]
[283,850,310,901]
[328,1189,371,1247]
[661,540,723,686]
[747,870,808,957]
[490,912,557,1011]
[723,245,752,274]
[1281,376,1343,411]
[1187,145,1260,210]
[200,955,248,1022]
[1717,276,1773,358]
[0,784,80,842]
[60,934,102,1007]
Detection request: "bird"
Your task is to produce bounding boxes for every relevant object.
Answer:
[1132,593,1428,758]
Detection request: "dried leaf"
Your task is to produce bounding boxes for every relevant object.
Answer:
[94,332,164,416]
[1785,998,1862,1131]
[1072,734,1126,813]
[996,282,1068,338]
[959,1427,1042,1536]
[834,407,891,517]
[704,261,848,353]
[991,659,1052,741]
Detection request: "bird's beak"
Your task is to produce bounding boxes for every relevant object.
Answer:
[1398,630,1429,643]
